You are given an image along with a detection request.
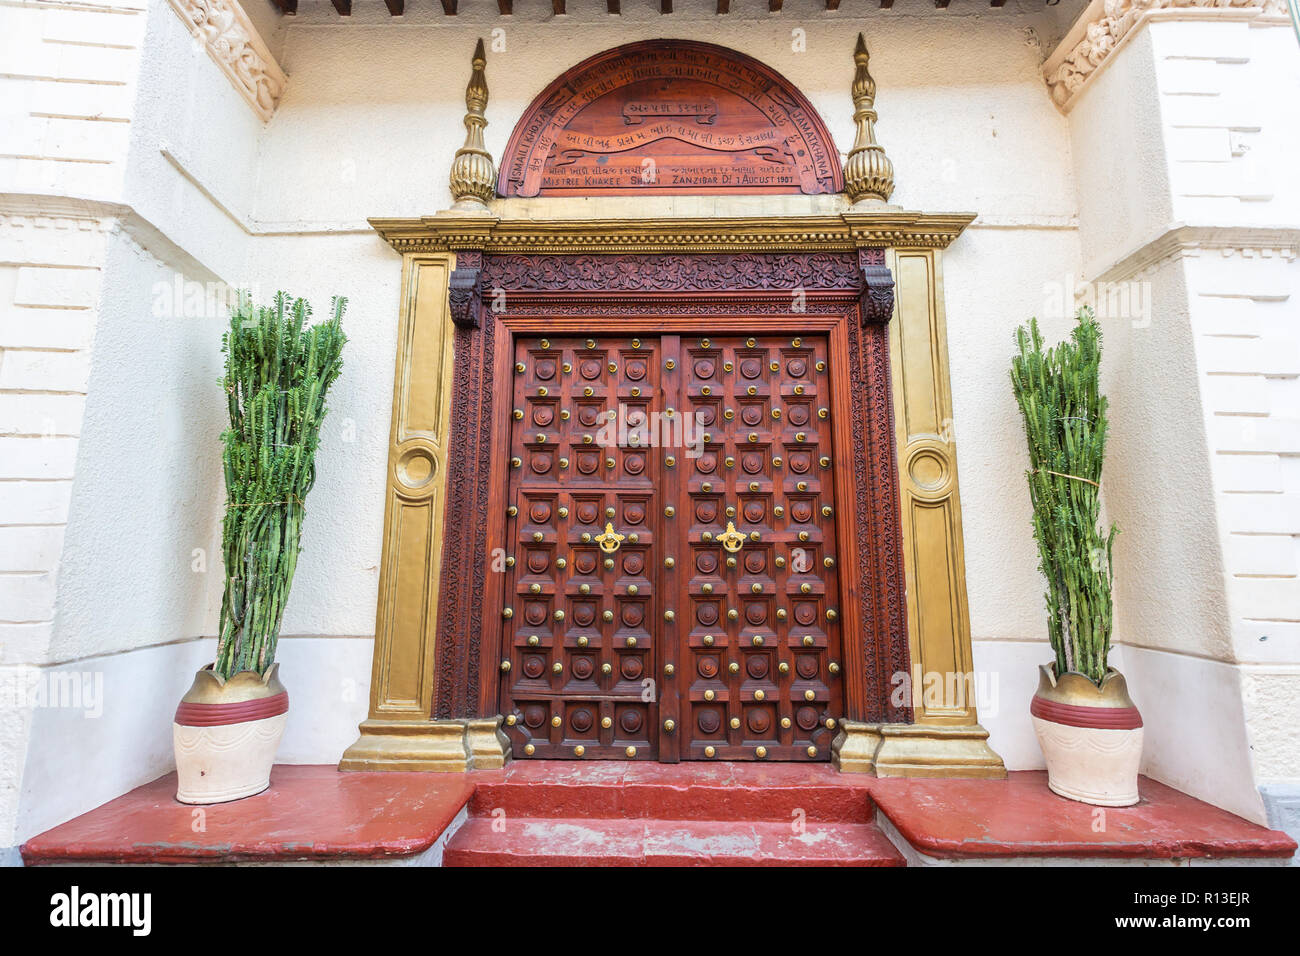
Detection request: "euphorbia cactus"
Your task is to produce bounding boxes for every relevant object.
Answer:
[214,292,346,680]
[1010,307,1118,686]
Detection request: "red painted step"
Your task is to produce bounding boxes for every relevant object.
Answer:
[445,761,902,866]
[469,761,876,823]
[443,816,905,867]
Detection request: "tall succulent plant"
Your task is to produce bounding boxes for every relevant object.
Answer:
[214,292,347,680]
[1010,308,1118,685]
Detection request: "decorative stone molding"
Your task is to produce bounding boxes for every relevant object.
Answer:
[1090,224,1300,284]
[1043,0,1290,111]
[369,210,977,256]
[165,0,287,122]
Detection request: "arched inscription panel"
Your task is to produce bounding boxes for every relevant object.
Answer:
[498,40,844,198]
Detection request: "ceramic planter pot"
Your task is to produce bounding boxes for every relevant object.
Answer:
[173,663,288,805]
[1030,663,1143,807]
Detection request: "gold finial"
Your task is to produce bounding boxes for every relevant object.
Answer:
[449,38,496,211]
[844,33,895,205]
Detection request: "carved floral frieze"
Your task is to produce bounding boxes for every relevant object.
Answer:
[1045,0,1289,109]
[165,0,287,122]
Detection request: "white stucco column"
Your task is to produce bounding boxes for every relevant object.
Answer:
[1047,3,1300,827]
[0,0,289,861]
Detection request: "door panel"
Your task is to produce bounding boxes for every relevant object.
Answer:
[501,332,843,761]
[671,335,842,761]
[501,335,663,759]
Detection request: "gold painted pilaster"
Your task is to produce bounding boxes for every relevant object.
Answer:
[340,254,461,771]
[873,724,1003,778]
[340,719,473,772]
[887,247,1005,777]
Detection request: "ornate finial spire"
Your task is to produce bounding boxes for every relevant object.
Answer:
[844,33,896,205]
[449,38,496,211]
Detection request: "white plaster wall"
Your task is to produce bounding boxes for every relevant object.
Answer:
[943,223,1083,768]
[1063,14,1300,822]
[117,0,265,284]
[0,0,149,201]
[48,229,228,662]
[1152,19,1300,232]
[1067,24,1173,279]
[8,632,371,846]
[13,638,212,843]
[1150,19,1300,792]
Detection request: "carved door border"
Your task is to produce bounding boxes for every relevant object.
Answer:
[442,250,908,733]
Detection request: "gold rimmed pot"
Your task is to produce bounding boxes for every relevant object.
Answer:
[1030,663,1143,807]
[172,664,288,805]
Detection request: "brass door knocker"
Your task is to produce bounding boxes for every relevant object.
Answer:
[718,520,746,554]
[595,522,625,554]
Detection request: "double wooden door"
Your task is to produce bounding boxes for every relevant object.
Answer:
[499,332,843,761]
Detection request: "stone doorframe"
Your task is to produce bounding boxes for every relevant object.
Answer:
[340,205,1005,779]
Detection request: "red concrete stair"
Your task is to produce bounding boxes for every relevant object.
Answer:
[21,764,1293,866]
[443,762,904,866]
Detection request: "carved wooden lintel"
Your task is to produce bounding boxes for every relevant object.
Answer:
[859,248,895,324]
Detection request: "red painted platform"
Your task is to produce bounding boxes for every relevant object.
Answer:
[20,763,1296,866]
[867,771,1297,861]
[21,765,475,865]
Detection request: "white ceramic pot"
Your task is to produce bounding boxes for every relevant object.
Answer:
[1031,664,1143,807]
[173,664,288,805]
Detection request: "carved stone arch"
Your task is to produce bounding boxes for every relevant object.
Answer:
[497,39,845,199]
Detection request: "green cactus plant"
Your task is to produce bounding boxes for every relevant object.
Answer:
[214,292,347,680]
[1010,307,1118,686]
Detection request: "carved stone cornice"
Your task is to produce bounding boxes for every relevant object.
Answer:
[370,210,976,256]
[1043,0,1289,112]
[165,0,287,122]
[1090,223,1300,284]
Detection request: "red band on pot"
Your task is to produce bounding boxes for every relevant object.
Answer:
[1031,696,1142,730]
[174,692,289,727]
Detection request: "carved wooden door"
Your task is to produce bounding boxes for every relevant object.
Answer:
[501,333,843,761]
